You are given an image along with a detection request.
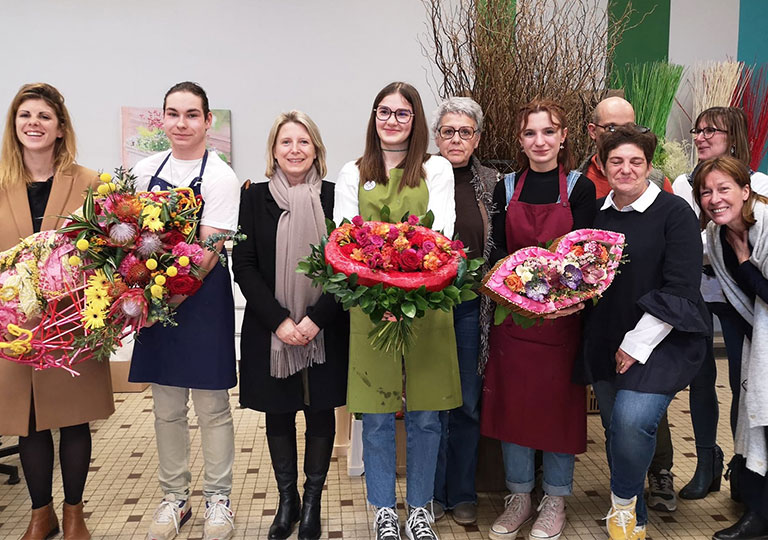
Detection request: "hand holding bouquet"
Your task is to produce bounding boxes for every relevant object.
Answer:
[480,228,625,326]
[0,168,241,372]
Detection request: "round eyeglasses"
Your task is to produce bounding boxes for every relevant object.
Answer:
[374,106,414,124]
[690,127,728,139]
[437,126,478,140]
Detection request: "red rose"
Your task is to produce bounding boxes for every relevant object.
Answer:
[400,249,421,272]
[340,243,356,258]
[163,230,187,246]
[167,275,203,296]
[409,231,428,247]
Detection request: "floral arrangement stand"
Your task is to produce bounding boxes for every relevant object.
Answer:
[0,168,241,374]
[480,228,625,324]
[298,210,483,355]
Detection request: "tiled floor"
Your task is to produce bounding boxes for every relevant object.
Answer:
[0,357,742,539]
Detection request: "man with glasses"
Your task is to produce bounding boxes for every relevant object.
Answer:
[581,96,674,198]
[581,96,678,515]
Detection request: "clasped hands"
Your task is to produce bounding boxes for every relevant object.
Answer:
[276,316,319,347]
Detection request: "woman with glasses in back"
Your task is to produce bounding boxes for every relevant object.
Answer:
[334,81,458,540]
[671,107,768,502]
[428,97,498,527]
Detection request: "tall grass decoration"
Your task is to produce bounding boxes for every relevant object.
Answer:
[614,61,684,141]
[740,64,768,170]
[690,60,748,119]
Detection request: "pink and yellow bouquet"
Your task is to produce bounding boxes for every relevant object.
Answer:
[0,168,231,373]
[299,210,483,355]
[480,228,625,323]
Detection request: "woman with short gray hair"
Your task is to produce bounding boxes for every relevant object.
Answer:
[430,96,498,526]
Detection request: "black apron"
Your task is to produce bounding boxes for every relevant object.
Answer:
[129,151,237,389]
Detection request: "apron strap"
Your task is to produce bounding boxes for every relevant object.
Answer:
[556,169,580,206]
[152,152,172,178]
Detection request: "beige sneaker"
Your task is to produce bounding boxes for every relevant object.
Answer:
[203,494,234,540]
[146,494,191,540]
[489,493,534,540]
[529,495,566,540]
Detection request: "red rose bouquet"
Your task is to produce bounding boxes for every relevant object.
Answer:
[298,210,483,355]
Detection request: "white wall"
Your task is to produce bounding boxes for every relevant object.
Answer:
[1,0,443,183]
[667,0,740,140]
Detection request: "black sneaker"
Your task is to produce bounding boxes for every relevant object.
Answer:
[405,505,438,540]
[374,507,401,540]
[647,469,677,512]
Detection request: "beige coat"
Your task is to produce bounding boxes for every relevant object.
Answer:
[0,164,114,436]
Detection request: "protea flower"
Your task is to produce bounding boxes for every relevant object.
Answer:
[135,232,163,258]
[109,223,138,245]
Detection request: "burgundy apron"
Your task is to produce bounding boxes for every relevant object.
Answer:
[480,167,586,454]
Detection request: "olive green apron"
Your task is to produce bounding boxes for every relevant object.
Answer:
[347,169,461,413]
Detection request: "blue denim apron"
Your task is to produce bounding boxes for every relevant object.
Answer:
[129,151,237,390]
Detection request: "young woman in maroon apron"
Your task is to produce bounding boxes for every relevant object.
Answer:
[128,82,239,540]
[482,100,595,540]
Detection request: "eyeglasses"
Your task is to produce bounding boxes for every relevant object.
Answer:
[437,126,478,140]
[690,127,728,139]
[594,123,651,134]
[374,106,414,124]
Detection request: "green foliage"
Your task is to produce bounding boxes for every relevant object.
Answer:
[613,61,684,160]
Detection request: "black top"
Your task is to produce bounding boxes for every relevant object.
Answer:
[721,226,768,340]
[232,181,349,413]
[454,164,484,259]
[27,176,54,233]
[577,190,711,394]
[490,168,596,262]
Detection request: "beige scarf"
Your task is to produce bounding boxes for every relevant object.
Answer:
[268,165,327,378]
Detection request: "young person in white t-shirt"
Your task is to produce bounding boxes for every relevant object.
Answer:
[129,81,240,540]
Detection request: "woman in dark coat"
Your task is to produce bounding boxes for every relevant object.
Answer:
[232,110,348,540]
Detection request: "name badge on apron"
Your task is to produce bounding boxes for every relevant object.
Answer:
[363,180,376,191]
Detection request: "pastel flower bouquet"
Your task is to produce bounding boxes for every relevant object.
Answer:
[480,229,625,326]
[298,209,483,355]
[0,168,236,373]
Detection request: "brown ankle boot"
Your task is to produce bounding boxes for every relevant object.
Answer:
[62,501,90,540]
[20,502,59,540]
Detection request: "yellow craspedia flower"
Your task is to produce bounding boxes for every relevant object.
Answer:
[150,284,164,298]
[82,306,106,330]
[76,239,90,251]
[154,275,166,286]
[99,172,112,183]
[68,255,81,266]
[97,183,110,195]
[166,266,178,277]
[145,258,158,270]
[178,256,190,267]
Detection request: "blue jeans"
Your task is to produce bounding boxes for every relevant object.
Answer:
[362,410,441,508]
[592,382,673,526]
[501,442,575,496]
[434,299,482,508]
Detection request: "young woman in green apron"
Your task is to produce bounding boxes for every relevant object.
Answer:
[333,82,460,540]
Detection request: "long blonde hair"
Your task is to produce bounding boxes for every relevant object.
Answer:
[0,83,77,190]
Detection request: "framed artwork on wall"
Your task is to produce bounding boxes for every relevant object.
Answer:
[121,106,232,168]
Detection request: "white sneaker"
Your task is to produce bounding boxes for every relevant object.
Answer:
[146,493,192,540]
[203,494,235,540]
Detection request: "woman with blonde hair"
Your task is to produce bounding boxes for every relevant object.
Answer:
[0,82,113,540]
[233,110,348,540]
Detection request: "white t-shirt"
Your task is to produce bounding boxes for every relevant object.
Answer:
[333,155,456,238]
[132,150,241,232]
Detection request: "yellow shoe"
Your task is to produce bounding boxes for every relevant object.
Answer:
[604,494,637,540]
[629,524,646,539]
